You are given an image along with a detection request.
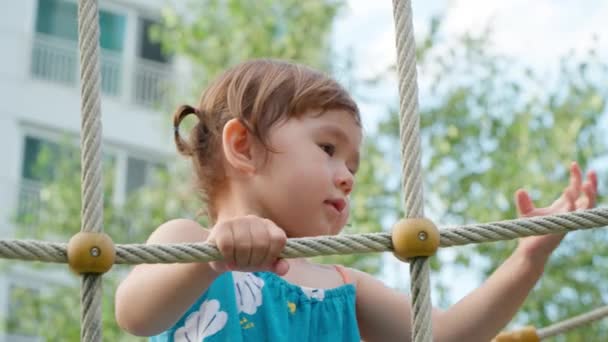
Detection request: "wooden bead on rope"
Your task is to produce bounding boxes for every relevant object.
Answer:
[492,326,539,342]
[391,218,439,261]
[67,232,115,274]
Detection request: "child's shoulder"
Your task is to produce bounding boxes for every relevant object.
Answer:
[146,218,209,244]
[339,266,387,291]
[307,263,361,287]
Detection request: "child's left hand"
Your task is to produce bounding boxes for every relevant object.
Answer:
[515,161,598,259]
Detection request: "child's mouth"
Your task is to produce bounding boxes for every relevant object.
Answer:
[324,199,346,213]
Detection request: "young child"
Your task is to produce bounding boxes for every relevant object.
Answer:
[114,59,598,341]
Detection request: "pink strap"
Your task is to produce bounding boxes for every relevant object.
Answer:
[334,265,351,284]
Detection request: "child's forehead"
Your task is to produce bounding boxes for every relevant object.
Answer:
[300,108,361,130]
[300,109,363,145]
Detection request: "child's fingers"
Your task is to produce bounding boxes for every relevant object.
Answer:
[214,224,236,268]
[272,259,290,276]
[552,162,583,212]
[568,162,583,196]
[248,223,270,267]
[264,223,287,272]
[233,220,253,268]
[577,181,596,209]
[561,162,583,204]
[586,181,596,207]
[515,189,535,216]
[588,170,598,191]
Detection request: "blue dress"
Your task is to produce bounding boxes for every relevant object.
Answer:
[150,269,360,341]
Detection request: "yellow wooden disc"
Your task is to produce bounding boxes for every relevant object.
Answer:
[493,326,539,342]
[67,232,115,274]
[391,218,439,261]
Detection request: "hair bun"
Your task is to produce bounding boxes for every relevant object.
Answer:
[173,104,199,157]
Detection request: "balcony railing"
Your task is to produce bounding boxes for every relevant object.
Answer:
[134,59,172,108]
[100,51,122,97]
[30,34,77,86]
[30,33,170,108]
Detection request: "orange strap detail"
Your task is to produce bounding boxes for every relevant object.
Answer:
[334,265,351,284]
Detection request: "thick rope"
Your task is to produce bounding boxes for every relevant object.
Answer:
[439,208,608,247]
[392,0,433,341]
[1,208,607,264]
[81,275,102,342]
[77,0,104,341]
[537,305,608,339]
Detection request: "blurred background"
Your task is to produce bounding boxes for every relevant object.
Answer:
[0,0,606,340]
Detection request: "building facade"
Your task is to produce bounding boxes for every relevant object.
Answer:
[0,0,183,339]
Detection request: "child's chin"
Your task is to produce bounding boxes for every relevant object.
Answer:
[327,223,347,236]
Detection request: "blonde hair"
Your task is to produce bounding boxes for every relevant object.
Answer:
[173,59,360,220]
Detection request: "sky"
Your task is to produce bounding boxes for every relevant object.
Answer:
[332,0,608,301]
[332,0,608,132]
[335,0,608,77]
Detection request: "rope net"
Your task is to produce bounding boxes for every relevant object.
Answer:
[4,0,604,340]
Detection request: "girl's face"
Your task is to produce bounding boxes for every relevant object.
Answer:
[251,109,362,238]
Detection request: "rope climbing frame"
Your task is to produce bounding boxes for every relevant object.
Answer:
[1,0,606,341]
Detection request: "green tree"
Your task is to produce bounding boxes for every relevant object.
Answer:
[151,0,346,85]
[377,18,608,339]
[10,141,199,340]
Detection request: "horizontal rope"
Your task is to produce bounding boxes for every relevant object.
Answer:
[1,207,606,265]
[537,305,608,339]
[439,207,608,247]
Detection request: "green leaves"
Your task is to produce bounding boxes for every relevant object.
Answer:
[378,18,608,338]
[151,0,345,88]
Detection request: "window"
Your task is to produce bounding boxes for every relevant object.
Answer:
[17,136,116,231]
[35,0,78,42]
[99,11,127,53]
[18,136,72,229]
[21,136,64,182]
[138,18,170,63]
[18,136,62,226]
[99,10,127,96]
[32,0,126,95]
[134,17,171,107]
[34,0,127,51]
[32,0,78,85]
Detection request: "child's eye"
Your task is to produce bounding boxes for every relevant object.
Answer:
[319,143,335,156]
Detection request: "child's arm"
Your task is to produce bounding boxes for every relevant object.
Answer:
[114,219,218,336]
[354,162,597,342]
[114,216,287,336]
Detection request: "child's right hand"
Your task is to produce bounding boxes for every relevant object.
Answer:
[206,215,289,275]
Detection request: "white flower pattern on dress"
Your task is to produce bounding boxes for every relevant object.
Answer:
[301,287,325,301]
[233,272,265,315]
[174,299,227,341]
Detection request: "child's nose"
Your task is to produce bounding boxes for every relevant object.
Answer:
[335,169,354,195]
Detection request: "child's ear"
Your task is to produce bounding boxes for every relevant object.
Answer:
[222,118,256,174]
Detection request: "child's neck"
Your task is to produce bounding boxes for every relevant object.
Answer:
[214,189,264,224]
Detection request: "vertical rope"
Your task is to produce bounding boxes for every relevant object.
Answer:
[77,0,104,341]
[391,0,434,341]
